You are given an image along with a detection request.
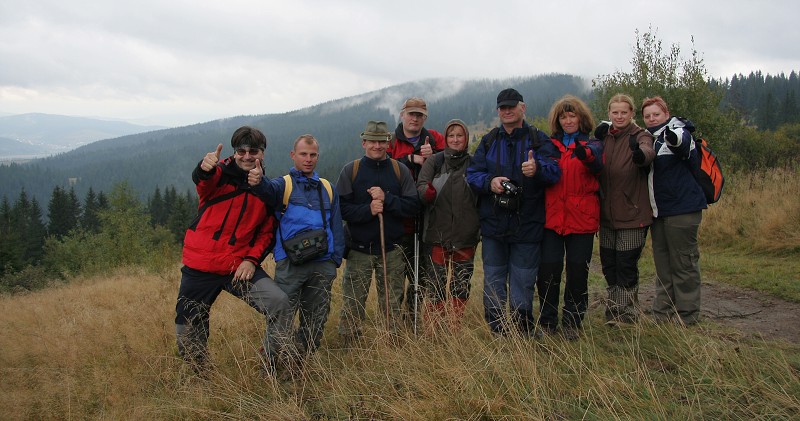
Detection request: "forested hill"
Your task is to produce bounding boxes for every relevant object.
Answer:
[0,74,589,205]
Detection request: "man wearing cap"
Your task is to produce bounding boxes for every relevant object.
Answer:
[336,120,421,343]
[175,126,293,374]
[387,97,446,325]
[466,89,561,337]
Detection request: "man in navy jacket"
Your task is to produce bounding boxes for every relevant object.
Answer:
[466,89,561,337]
[335,120,421,343]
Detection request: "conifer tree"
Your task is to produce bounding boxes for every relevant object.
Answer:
[81,188,102,233]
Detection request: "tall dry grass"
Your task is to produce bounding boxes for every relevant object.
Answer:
[2,167,800,419]
[700,166,800,253]
[1,258,798,419]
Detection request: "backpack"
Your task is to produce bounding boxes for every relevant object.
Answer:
[694,137,725,204]
[281,174,333,211]
[350,158,402,183]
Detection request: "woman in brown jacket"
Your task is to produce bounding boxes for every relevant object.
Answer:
[416,119,480,332]
[594,94,655,324]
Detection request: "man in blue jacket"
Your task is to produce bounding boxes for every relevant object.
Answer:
[248,134,344,373]
[335,120,421,344]
[466,88,561,337]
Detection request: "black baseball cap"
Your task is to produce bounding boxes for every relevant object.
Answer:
[497,88,523,107]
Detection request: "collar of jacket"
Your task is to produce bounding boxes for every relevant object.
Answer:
[289,167,320,181]
[361,155,393,168]
[219,157,251,188]
[556,132,590,143]
[610,122,643,138]
[502,121,532,141]
[395,123,433,150]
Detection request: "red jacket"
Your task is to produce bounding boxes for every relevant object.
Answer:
[545,134,603,235]
[388,124,445,234]
[182,157,277,275]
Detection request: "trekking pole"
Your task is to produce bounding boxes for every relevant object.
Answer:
[413,229,420,336]
[378,213,390,329]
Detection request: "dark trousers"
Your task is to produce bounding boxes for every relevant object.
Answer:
[175,265,291,364]
[537,230,594,330]
[599,226,649,288]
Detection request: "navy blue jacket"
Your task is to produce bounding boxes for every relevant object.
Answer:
[466,122,561,242]
[647,117,707,218]
[252,168,345,266]
[336,156,421,255]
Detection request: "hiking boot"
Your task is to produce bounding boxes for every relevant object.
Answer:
[258,347,277,378]
[562,326,580,342]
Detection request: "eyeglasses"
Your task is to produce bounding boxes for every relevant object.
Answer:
[235,148,263,156]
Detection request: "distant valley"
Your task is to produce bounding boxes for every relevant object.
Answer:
[0,113,166,161]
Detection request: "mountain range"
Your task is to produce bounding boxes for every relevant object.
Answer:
[0,113,166,160]
[0,74,590,206]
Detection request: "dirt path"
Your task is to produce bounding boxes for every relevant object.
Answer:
[636,281,800,344]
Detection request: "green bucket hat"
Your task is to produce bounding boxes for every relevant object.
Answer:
[361,120,392,141]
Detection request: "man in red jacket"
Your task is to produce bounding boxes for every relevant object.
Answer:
[175,126,292,375]
[387,97,446,328]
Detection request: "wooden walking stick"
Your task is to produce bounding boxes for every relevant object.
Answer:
[378,213,390,328]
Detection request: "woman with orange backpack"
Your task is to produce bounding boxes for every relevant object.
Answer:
[641,96,707,326]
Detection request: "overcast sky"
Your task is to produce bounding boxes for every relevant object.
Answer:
[1,0,798,126]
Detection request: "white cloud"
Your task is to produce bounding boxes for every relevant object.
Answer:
[0,0,798,126]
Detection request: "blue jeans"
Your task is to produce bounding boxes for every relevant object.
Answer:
[481,236,540,335]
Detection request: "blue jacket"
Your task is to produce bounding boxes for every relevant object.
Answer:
[252,168,345,267]
[336,156,421,255]
[647,117,707,218]
[466,122,561,242]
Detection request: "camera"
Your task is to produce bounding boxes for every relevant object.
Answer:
[500,180,520,196]
[495,180,521,210]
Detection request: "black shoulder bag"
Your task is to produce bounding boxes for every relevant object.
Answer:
[279,182,329,265]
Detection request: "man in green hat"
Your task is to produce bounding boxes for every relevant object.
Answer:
[335,120,421,343]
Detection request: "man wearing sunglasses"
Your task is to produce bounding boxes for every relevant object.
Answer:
[174,126,293,376]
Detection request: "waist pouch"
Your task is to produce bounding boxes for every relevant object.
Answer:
[283,228,328,265]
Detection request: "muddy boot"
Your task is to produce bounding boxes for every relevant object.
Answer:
[447,298,468,332]
[605,286,623,325]
[424,301,446,336]
[176,323,209,375]
[618,285,640,324]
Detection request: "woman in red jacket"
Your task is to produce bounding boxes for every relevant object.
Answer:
[537,95,603,340]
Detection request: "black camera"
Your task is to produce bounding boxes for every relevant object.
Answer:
[495,180,521,210]
[500,180,520,196]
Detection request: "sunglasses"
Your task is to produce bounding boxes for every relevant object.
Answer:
[235,147,263,156]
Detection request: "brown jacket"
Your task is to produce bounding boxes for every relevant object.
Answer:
[416,149,480,250]
[598,122,655,229]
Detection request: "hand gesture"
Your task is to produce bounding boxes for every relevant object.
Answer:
[423,182,436,202]
[521,150,537,177]
[419,136,433,158]
[200,144,223,172]
[248,159,263,186]
[664,127,679,145]
[628,135,640,151]
[573,141,587,160]
[594,122,609,140]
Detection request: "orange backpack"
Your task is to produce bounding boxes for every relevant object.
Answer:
[694,137,724,204]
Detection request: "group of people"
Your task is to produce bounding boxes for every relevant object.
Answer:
[173,89,707,377]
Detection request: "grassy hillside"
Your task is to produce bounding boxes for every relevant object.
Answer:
[1,260,798,419]
[2,168,799,419]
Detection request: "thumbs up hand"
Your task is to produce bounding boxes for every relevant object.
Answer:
[521,149,537,177]
[248,159,263,186]
[201,144,223,172]
[419,136,433,158]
